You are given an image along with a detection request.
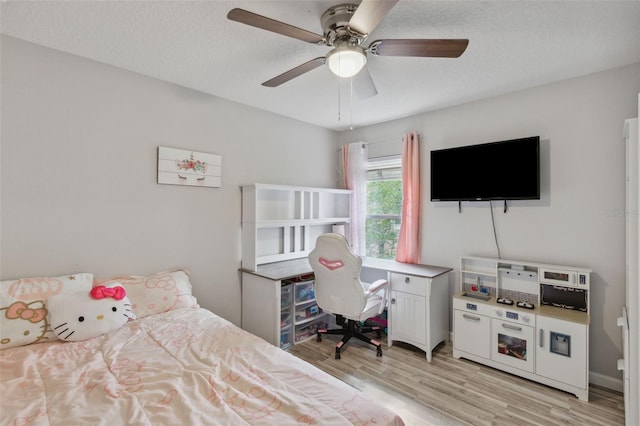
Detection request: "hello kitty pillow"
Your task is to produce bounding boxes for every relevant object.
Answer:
[47,283,136,342]
[0,273,94,350]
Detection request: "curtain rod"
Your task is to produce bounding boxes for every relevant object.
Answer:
[337,133,423,151]
[368,133,422,146]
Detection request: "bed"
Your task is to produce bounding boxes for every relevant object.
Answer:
[0,269,404,425]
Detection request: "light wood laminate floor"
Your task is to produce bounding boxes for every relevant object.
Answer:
[288,336,624,425]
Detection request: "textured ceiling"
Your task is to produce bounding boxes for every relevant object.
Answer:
[2,1,639,131]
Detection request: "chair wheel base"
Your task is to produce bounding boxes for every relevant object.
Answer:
[317,317,383,360]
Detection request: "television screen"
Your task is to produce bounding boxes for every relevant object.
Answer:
[430,136,540,201]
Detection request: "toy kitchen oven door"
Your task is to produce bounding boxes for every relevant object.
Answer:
[491,308,535,373]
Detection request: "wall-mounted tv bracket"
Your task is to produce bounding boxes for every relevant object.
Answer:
[457,200,508,213]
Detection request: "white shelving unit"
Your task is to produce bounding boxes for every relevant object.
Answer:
[241,184,349,348]
[459,257,498,296]
[459,256,582,308]
[241,184,352,271]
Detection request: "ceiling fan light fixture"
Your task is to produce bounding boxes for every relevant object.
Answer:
[326,46,367,78]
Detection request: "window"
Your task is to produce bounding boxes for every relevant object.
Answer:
[365,156,402,259]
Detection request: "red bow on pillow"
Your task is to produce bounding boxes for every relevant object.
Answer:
[90,285,126,300]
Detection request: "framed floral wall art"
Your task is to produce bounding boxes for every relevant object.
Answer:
[157,147,221,188]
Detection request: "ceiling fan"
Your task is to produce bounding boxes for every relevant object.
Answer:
[227,0,469,98]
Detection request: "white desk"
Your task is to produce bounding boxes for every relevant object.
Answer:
[241,257,451,361]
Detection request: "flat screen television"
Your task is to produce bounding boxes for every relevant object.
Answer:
[430,136,540,201]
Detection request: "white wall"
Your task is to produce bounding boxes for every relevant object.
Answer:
[338,63,640,386]
[0,36,339,326]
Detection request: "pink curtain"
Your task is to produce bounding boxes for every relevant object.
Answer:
[396,132,420,263]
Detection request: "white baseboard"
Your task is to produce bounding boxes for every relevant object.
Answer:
[590,371,623,392]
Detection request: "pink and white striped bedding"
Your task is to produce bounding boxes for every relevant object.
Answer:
[0,306,404,425]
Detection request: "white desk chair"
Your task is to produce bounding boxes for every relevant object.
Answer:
[308,233,389,359]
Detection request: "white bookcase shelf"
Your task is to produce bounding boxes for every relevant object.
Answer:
[241,184,352,271]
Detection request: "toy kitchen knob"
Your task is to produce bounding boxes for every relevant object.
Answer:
[495,310,503,317]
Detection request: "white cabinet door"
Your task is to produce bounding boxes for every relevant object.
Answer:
[536,316,588,389]
[454,309,491,359]
[390,290,426,346]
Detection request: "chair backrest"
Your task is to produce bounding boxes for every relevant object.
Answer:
[308,233,366,319]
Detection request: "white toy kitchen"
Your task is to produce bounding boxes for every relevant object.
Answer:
[453,256,591,401]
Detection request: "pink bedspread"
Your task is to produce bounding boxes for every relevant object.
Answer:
[0,307,404,425]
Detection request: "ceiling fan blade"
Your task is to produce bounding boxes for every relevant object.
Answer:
[227,8,325,44]
[348,0,399,36]
[353,66,377,99]
[262,57,326,87]
[369,39,469,58]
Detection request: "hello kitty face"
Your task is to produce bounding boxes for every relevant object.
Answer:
[47,284,135,342]
[0,300,49,348]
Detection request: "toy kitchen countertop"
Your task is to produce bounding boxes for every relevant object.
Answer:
[453,291,590,325]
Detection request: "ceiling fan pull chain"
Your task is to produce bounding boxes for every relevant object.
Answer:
[350,77,354,130]
[337,77,342,122]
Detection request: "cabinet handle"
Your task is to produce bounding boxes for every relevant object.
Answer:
[539,329,544,347]
[405,277,410,284]
[391,298,396,305]
[501,323,522,332]
[462,314,480,321]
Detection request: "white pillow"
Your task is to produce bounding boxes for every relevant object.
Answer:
[94,268,197,318]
